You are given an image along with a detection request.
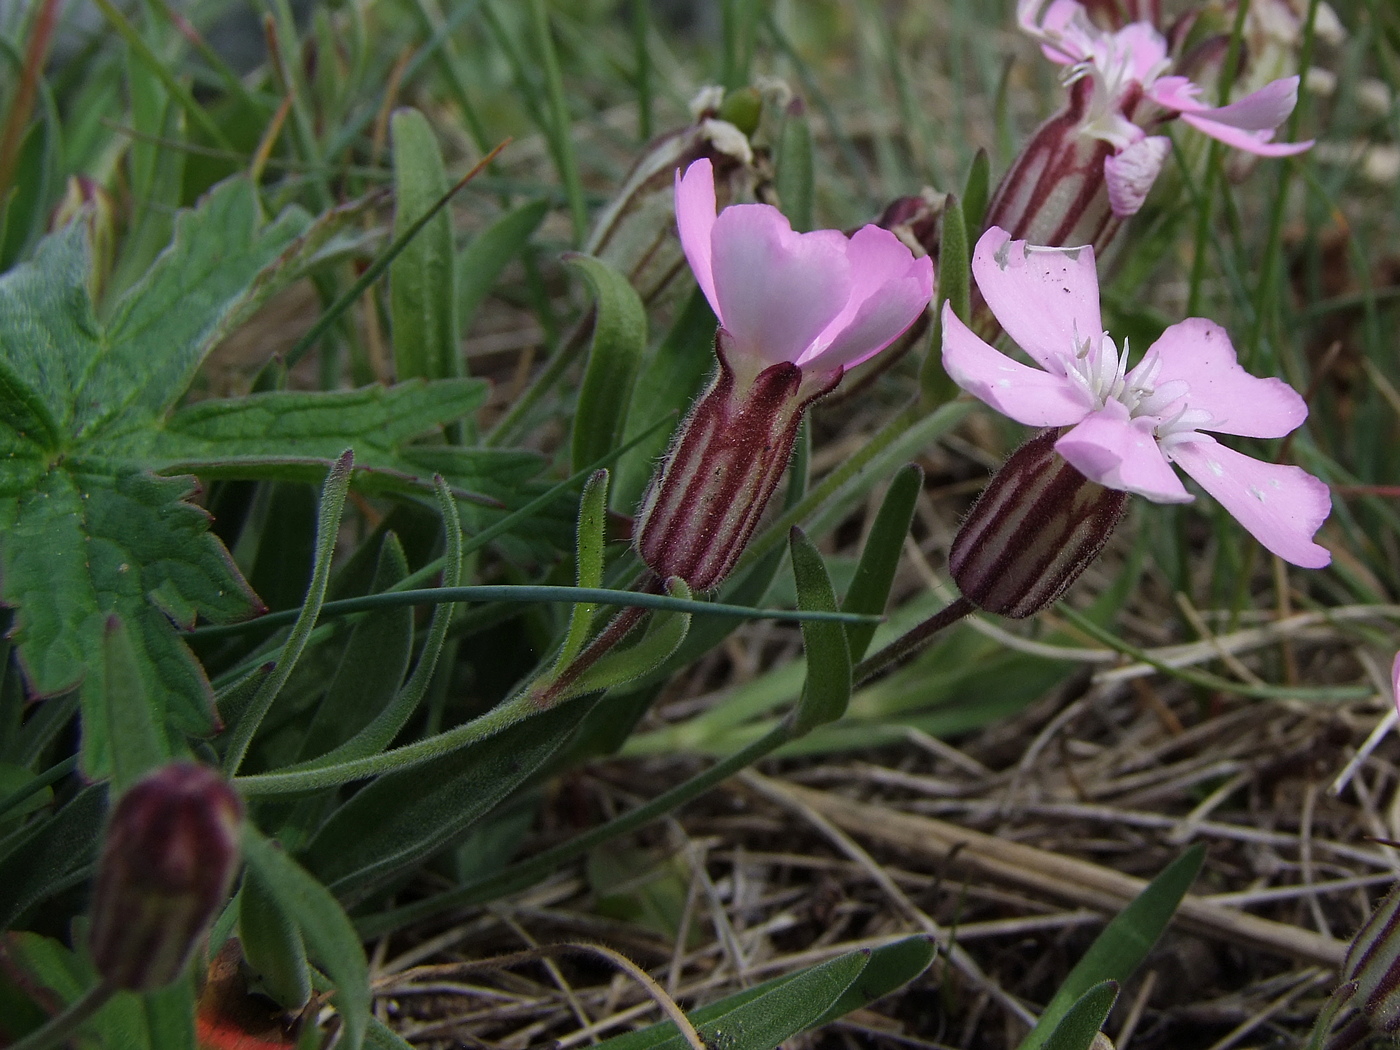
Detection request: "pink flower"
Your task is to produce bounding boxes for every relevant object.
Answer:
[675,158,933,378]
[633,160,932,591]
[1015,0,1312,218]
[943,226,1332,568]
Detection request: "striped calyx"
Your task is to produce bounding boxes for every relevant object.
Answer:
[949,428,1127,618]
[635,332,839,591]
[89,762,244,991]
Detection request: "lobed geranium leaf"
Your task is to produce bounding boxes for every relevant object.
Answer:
[0,174,484,779]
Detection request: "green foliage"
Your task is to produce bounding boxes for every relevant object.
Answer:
[786,527,852,735]
[1016,846,1204,1050]
[566,254,647,475]
[242,827,370,1050]
[389,108,461,388]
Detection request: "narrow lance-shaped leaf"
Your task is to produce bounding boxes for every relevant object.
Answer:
[842,464,921,662]
[238,859,312,1009]
[590,945,870,1050]
[920,193,968,409]
[459,198,549,334]
[389,109,461,389]
[241,828,369,1050]
[786,527,851,736]
[553,469,609,672]
[297,697,601,902]
[1043,981,1119,1050]
[566,253,646,475]
[101,614,169,794]
[775,100,814,232]
[1017,845,1204,1050]
[963,148,991,235]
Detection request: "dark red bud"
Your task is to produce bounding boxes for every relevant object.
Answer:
[949,429,1127,618]
[89,762,243,991]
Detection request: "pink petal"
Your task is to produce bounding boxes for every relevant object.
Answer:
[941,304,1092,426]
[1165,77,1313,157]
[675,159,721,320]
[1147,318,1307,438]
[1147,75,1204,111]
[1167,75,1300,126]
[1055,401,1192,502]
[1104,136,1171,217]
[1177,113,1314,156]
[973,226,1104,374]
[710,206,851,367]
[1168,435,1332,567]
[1116,23,1170,83]
[805,226,934,370]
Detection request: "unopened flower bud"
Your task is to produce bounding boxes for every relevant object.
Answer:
[585,87,759,307]
[89,762,244,991]
[949,429,1128,618]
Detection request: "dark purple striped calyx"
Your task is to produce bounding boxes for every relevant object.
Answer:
[949,428,1127,618]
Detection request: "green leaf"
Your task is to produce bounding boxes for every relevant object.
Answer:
[963,148,991,235]
[553,469,609,671]
[102,614,170,793]
[592,945,869,1050]
[775,102,815,232]
[242,828,369,1050]
[564,579,692,699]
[130,379,489,493]
[459,199,549,334]
[277,477,462,772]
[920,194,968,409]
[786,528,851,736]
[389,108,461,387]
[0,784,105,931]
[842,464,921,662]
[295,534,413,762]
[566,253,647,475]
[1016,846,1203,1050]
[222,451,355,777]
[808,936,936,1028]
[0,175,339,779]
[1043,981,1119,1050]
[239,861,313,1010]
[298,696,598,901]
[0,930,163,1048]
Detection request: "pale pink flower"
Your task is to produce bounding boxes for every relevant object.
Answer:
[1016,0,1312,218]
[634,159,932,591]
[943,226,1332,568]
[675,158,933,378]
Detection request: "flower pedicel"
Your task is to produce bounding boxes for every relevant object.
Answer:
[941,225,1330,617]
[634,158,933,591]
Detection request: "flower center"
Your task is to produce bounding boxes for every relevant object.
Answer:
[1063,328,1210,443]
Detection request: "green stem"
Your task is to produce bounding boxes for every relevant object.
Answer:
[1184,0,1250,316]
[527,0,587,244]
[222,453,353,777]
[731,399,932,577]
[356,722,794,939]
[189,585,879,640]
[9,982,116,1050]
[1245,0,1321,368]
[852,596,976,686]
